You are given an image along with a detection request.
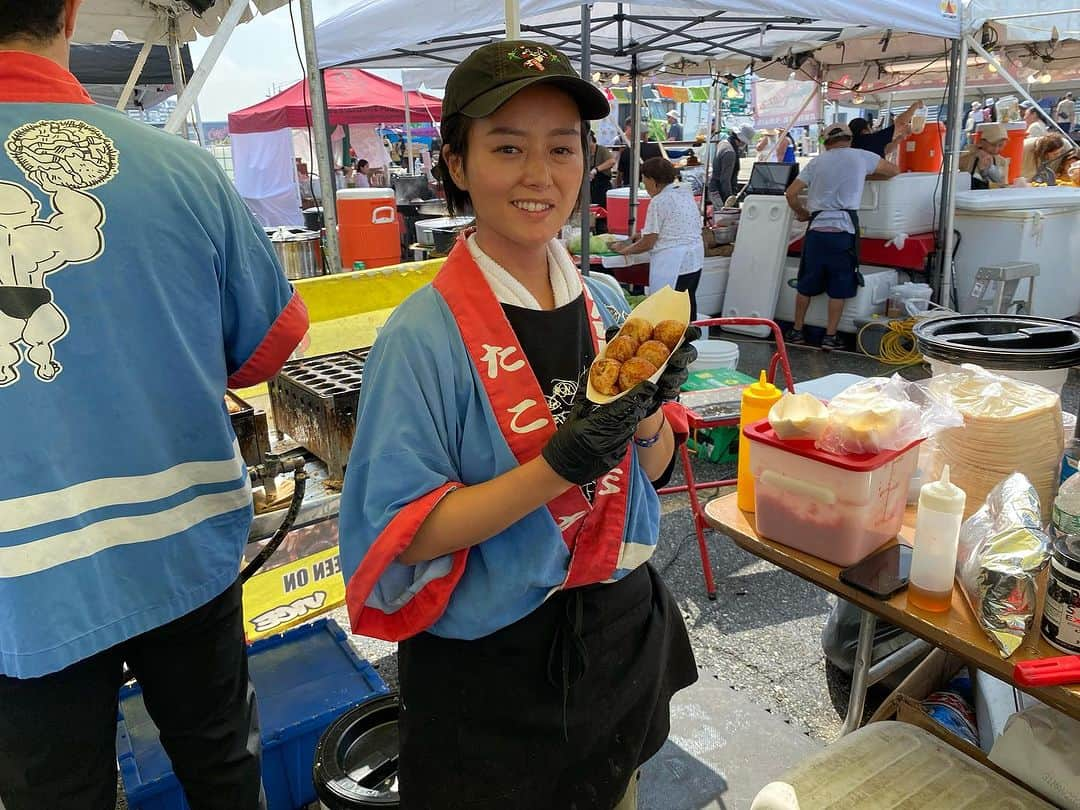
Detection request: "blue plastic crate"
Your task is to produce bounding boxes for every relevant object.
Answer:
[117,618,389,810]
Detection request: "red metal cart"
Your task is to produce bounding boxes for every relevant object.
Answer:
[658,317,796,600]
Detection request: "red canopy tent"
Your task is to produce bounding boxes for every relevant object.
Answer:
[228,68,441,134]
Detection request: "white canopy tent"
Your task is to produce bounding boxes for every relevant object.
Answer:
[316,1,960,73]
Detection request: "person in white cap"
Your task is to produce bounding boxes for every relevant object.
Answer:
[665,110,684,141]
[708,123,755,205]
[783,122,898,350]
[1056,92,1075,134]
[959,122,1010,189]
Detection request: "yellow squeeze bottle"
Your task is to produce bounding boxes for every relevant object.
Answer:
[737,371,782,512]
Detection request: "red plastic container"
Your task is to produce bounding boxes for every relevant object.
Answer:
[745,419,921,566]
[1001,123,1027,184]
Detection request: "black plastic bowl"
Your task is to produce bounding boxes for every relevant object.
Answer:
[313,694,400,808]
[913,314,1080,371]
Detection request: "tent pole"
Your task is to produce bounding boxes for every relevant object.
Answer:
[404,88,414,173]
[299,0,342,273]
[967,36,1075,143]
[505,0,521,38]
[116,37,156,111]
[700,74,718,221]
[938,33,968,309]
[165,0,246,134]
[629,56,641,238]
[166,22,190,139]
[579,3,592,275]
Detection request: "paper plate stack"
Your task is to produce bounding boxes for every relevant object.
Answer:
[929,368,1064,519]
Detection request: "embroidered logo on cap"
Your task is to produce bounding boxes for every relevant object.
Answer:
[509,45,559,72]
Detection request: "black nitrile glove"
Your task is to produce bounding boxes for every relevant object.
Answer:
[542,381,658,486]
[655,325,701,403]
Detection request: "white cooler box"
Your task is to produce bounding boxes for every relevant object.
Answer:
[774,258,897,333]
[954,188,1080,318]
[859,172,971,239]
[697,255,730,317]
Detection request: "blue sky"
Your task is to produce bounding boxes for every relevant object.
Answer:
[189,1,398,121]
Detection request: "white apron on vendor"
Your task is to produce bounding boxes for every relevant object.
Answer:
[338,235,697,809]
[641,183,705,294]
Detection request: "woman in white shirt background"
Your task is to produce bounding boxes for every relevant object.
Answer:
[614,157,706,319]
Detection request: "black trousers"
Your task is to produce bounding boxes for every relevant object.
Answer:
[676,268,702,322]
[0,580,264,810]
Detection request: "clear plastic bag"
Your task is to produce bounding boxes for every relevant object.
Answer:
[815,375,963,456]
[956,473,1052,657]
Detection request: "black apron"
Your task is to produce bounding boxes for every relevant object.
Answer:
[968,161,991,191]
[395,298,697,810]
[798,209,865,288]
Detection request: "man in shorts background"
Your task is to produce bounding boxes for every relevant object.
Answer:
[783,123,898,349]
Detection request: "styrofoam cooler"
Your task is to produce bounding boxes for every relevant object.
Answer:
[954,188,1080,318]
[745,419,921,566]
[722,195,794,337]
[337,188,400,270]
[605,187,651,235]
[859,172,971,239]
[697,255,730,316]
[773,258,897,333]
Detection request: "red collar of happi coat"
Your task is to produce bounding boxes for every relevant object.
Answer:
[0,52,94,104]
[432,237,632,588]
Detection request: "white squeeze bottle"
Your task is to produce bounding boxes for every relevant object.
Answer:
[908,465,966,612]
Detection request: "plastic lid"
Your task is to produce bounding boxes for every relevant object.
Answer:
[337,188,395,200]
[920,465,966,514]
[743,418,922,472]
[743,370,781,404]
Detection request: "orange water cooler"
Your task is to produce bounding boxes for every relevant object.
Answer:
[337,188,400,270]
[1001,123,1027,183]
[898,123,946,173]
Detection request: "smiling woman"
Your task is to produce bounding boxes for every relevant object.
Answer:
[338,39,699,810]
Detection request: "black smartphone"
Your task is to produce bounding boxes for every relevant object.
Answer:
[839,544,913,599]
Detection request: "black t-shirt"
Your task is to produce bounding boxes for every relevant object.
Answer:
[617,141,663,183]
[503,291,677,491]
[504,295,596,498]
[852,125,895,158]
[503,296,594,429]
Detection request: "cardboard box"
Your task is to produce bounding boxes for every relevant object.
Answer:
[870,648,1053,804]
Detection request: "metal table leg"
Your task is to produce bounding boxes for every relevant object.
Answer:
[840,609,877,736]
[679,442,717,600]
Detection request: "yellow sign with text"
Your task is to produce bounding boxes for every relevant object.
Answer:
[242,545,346,642]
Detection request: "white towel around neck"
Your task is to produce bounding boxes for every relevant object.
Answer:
[467,233,583,310]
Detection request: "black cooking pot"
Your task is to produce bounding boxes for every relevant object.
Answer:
[313,694,400,808]
[914,314,1080,370]
[303,206,325,231]
[431,226,462,254]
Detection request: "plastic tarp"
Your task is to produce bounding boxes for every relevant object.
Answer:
[69,41,191,110]
[227,69,442,134]
[75,0,290,44]
[231,129,304,228]
[315,0,962,72]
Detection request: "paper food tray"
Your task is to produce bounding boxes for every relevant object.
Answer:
[587,286,691,404]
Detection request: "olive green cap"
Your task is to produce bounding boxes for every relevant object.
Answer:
[442,40,610,121]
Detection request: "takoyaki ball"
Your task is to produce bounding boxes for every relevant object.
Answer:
[636,340,671,368]
[618,357,658,391]
[590,359,623,396]
[620,318,654,346]
[606,335,639,363]
[651,320,687,351]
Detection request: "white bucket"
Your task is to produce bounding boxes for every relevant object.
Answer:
[928,358,1069,397]
[689,339,740,373]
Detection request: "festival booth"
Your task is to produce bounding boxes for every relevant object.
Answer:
[226,70,441,227]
